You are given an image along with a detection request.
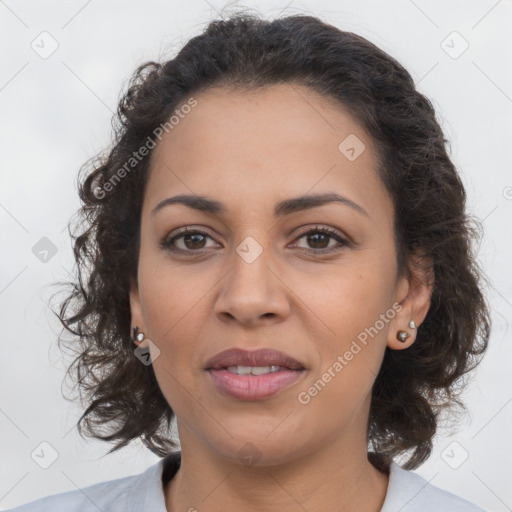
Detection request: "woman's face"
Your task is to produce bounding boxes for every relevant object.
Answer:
[130,83,416,465]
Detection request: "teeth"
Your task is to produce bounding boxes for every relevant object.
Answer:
[236,365,252,375]
[251,366,273,376]
[226,365,281,375]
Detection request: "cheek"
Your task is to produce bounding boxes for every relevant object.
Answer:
[300,252,396,346]
[136,255,205,384]
[137,240,212,338]
[296,278,392,429]
[296,253,396,407]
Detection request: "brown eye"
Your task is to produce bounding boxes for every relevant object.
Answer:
[305,232,330,249]
[180,232,207,250]
[160,227,218,253]
[292,226,349,253]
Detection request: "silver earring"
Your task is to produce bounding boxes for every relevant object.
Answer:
[409,320,416,329]
[132,326,145,344]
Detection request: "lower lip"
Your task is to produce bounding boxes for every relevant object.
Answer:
[207,368,305,401]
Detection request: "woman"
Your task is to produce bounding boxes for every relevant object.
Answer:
[8,12,490,512]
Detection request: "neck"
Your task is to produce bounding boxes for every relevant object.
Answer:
[164,429,389,512]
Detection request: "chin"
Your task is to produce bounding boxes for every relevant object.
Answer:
[197,417,314,468]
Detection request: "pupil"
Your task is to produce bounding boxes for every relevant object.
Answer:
[185,234,205,249]
[309,233,328,249]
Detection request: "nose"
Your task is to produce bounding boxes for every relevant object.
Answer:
[214,242,291,327]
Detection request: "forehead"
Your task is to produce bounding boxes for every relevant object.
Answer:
[145,83,392,221]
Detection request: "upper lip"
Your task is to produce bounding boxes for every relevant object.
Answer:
[205,348,306,371]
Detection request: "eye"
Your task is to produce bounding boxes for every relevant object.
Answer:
[290,225,349,253]
[160,226,219,254]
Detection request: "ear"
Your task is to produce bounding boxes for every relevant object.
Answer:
[387,253,434,350]
[129,276,148,348]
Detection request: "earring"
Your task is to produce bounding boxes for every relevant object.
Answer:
[396,330,410,343]
[409,320,416,329]
[132,326,145,344]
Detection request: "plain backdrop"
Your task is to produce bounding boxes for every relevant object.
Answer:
[1,0,511,510]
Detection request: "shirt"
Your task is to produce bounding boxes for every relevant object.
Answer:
[5,451,486,511]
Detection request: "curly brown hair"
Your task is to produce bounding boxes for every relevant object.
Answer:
[55,12,491,470]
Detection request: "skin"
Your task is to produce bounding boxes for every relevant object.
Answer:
[129,83,433,512]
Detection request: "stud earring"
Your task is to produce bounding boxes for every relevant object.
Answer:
[396,330,410,343]
[409,320,416,329]
[132,326,145,344]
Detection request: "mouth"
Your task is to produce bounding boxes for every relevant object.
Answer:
[205,348,307,401]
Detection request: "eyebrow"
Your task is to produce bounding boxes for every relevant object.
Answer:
[151,192,369,218]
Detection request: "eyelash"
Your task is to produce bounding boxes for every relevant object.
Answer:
[160,225,350,255]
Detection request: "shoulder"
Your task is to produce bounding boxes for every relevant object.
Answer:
[4,458,167,512]
[381,462,486,512]
[4,474,137,512]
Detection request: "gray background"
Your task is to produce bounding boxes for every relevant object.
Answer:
[1,0,511,510]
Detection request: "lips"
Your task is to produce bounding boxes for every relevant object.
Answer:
[205,348,306,401]
[204,348,305,371]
